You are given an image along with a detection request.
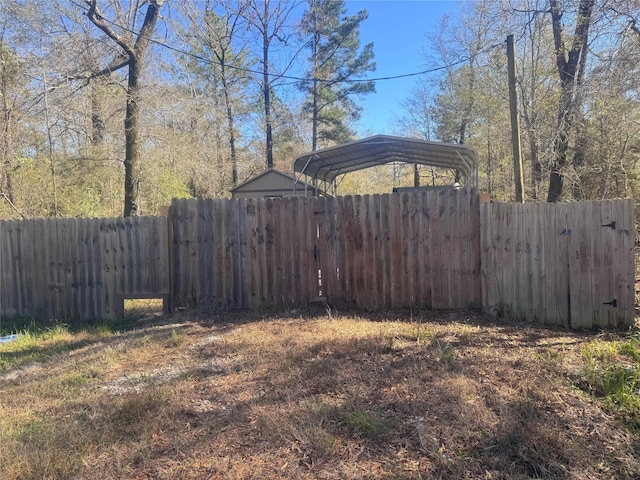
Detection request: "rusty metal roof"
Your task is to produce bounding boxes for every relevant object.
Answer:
[293,134,478,187]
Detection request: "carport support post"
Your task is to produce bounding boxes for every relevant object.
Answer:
[507,34,525,203]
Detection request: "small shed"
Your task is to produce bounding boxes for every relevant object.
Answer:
[230,168,318,199]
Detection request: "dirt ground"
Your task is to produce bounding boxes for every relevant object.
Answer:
[1,307,640,479]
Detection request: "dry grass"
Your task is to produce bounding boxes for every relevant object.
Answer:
[1,309,640,479]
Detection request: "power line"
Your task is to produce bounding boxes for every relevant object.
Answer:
[69,0,503,84]
[152,35,502,83]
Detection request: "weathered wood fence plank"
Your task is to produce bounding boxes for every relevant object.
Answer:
[165,191,482,313]
[1,216,169,321]
[2,193,633,329]
[480,199,634,328]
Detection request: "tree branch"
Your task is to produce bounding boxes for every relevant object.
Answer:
[134,0,165,57]
[66,55,129,82]
[85,0,136,59]
[550,0,568,80]
[609,6,640,38]
[0,190,25,218]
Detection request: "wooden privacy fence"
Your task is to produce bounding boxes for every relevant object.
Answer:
[170,189,481,311]
[0,216,169,320]
[0,192,635,329]
[481,200,635,328]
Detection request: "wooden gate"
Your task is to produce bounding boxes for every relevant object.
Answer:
[481,200,635,328]
[169,190,482,312]
[314,191,481,309]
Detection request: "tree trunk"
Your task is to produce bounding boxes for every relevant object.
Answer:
[42,69,59,217]
[311,67,319,152]
[212,70,224,193]
[124,57,140,216]
[530,138,541,200]
[220,63,238,186]
[311,14,319,152]
[486,137,492,196]
[263,58,273,167]
[90,79,105,146]
[0,48,15,205]
[262,1,273,169]
[546,0,595,202]
[1,103,14,205]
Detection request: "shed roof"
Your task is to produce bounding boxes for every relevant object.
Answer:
[293,134,478,186]
[230,167,318,197]
[230,168,295,192]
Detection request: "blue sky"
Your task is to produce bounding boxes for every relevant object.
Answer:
[344,0,459,135]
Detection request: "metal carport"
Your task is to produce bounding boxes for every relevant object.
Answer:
[293,134,478,195]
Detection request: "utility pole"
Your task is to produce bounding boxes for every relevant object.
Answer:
[506,34,525,203]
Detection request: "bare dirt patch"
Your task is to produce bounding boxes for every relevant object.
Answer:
[1,309,639,479]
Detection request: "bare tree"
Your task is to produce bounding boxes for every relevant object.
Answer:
[243,0,300,169]
[545,0,595,202]
[192,1,250,186]
[85,0,165,216]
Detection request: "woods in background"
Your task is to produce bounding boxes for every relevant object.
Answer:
[0,0,638,219]
[401,0,640,203]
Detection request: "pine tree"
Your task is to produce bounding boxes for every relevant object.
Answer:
[299,0,375,151]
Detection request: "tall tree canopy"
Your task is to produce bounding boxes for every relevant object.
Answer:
[1,0,640,220]
[299,0,375,151]
[183,0,252,189]
[399,0,640,203]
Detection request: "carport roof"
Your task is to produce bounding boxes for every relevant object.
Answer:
[293,134,478,186]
